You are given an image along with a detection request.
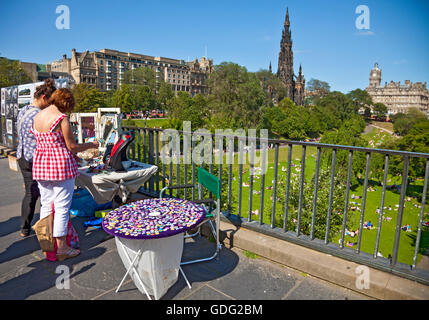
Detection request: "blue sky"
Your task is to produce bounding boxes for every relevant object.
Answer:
[0,0,428,93]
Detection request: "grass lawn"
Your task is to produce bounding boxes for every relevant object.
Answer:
[123,118,170,129]
[370,120,394,133]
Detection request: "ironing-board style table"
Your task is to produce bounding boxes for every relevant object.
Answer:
[102,198,207,300]
[75,161,158,204]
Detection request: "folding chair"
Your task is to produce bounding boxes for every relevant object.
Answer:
[160,167,222,266]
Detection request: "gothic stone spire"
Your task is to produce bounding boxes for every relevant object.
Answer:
[277,7,294,100]
[276,8,305,106]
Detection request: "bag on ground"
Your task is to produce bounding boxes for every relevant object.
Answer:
[32,214,55,252]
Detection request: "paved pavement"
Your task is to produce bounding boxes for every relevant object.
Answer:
[0,156,370,301]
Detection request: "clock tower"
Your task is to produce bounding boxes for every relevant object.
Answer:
[369,62,382,87]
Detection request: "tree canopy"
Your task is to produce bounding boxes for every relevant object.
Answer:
[123,67,157,92]
[206,62,265,130]
[0,58,32,88]
[71,83,107,112]
[391,108,427,136]
[306,78,330,92]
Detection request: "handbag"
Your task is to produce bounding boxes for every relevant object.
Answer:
[32,213,55,252]
[32,203,81,261]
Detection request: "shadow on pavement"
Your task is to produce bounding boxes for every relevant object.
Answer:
[0,216,23,238]
[161,236,240,300]
[0,216,112,299]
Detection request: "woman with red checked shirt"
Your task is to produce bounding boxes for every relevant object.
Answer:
[32,88,98,261]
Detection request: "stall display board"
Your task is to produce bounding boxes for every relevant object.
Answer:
[0,85,18,148]
[70,108,122,146]
[0,78,70,148]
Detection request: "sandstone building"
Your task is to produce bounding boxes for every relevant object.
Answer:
[366,63,429,114]
[50,48,212,95]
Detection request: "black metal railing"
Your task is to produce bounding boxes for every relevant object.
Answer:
[122,125,429,285]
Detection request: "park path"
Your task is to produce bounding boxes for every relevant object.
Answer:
[371,124,394,135]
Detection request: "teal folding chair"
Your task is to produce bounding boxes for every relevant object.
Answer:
[160,167,222,266]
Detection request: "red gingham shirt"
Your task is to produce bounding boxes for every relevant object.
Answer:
[31,114,79,181]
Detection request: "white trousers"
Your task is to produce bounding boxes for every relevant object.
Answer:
[38,178,75,238]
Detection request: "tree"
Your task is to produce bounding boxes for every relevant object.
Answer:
[263,98,310,140]
[110,84,158,113]
[207,62,265,130]
[305,79,331,106]
[166,92,208,130]
[347,89,373,118]
[373,103,388,120]
[0,58,32,88]
[110,84,134,113]
[391,108,427,136]
[306,78,330,93]
[320,116,367,185]
[123,67,157,92]
[255,69,287,106]
[391,120,429,179]
[274,166,355,241]
[134,85,158,112]
[71,83,107,112]
[157,81,174,110]
[317,91,357,126]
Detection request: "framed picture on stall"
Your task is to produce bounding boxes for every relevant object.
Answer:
[6,119,13,135]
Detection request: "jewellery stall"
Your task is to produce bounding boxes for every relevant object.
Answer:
[73,108,158,207]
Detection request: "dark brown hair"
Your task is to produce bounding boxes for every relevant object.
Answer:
[34,78,56,100]
[48,88,75,113]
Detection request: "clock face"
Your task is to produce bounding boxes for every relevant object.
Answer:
[372,73,376,77]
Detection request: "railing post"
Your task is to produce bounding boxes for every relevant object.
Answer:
[413,160,429,269]
[143,129,147,163]
[192,138,196,201]
[217,135,223,210]
[297,145,306,236]
[248,139,255,222]
[311,147,321,240]
[176,133,181,198]
[131,129,136,161]
[155,130,160,193]
[259,139,268,226]
[138,129,142,162]
[271,144,280,228]
[392,156,410,266]
[161,131,166,190]
[148,129,154,193]
[283,144,293,232]
[374,155,389,258]
[227,136,233,214]
[357,152,371,253]
[340,150,353,248]
[325,148,336,244]
[183,131,189,199]
[169,136,173,197]
[237,136,245,218]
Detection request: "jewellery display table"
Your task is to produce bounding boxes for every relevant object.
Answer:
[75,161,158,204]
[102,198,206,300]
